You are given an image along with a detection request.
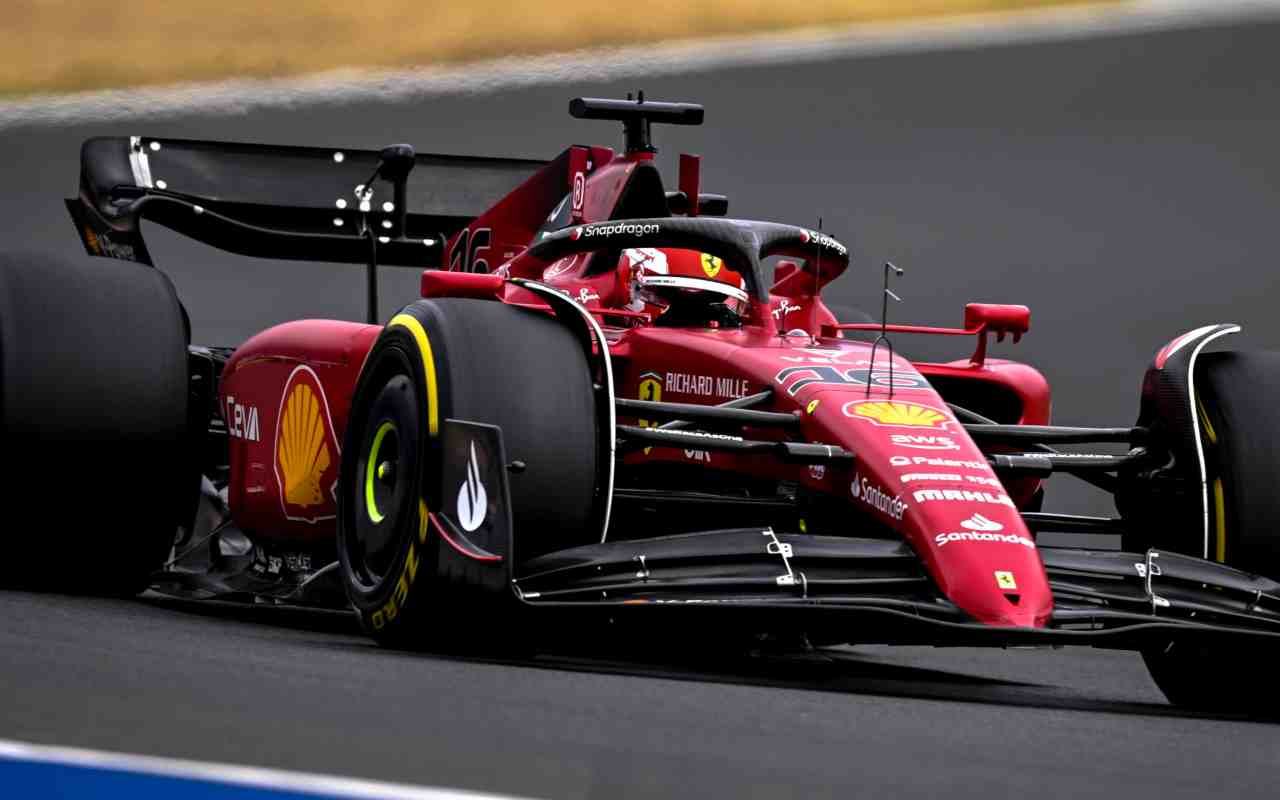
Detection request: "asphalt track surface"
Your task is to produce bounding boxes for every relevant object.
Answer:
[3,14,1280,799]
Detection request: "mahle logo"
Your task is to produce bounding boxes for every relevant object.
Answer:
[913,488,1014,507]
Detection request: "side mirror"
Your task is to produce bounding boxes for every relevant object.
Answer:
[664,191,729,217]
[964,303,1030,342]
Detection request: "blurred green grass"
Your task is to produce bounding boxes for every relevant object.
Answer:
[3,0,1116,97]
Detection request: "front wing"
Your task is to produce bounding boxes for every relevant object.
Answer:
[512,528,1280,649]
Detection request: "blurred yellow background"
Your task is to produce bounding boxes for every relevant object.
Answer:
[3,0,1111,97]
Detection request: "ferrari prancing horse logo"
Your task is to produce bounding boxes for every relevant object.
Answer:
[700,253,723,279]
[637,371,662,455]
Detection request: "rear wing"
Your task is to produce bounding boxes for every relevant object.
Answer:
[66,136,549,269]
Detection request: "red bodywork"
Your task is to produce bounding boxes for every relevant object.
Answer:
[221,321,380,543]
[220,145,1055,629]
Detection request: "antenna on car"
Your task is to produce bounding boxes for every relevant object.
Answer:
[814,216,824,326]
[569,95,704,154]
[812,218,823,343]
[866,262,904,397]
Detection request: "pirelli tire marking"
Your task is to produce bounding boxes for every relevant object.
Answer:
[369,501,431,631]
[365,310,442,632]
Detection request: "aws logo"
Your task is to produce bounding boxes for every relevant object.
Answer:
[844,401,951,429]
[274,365,341,524]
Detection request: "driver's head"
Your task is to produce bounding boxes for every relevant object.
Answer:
[622,248,747,314]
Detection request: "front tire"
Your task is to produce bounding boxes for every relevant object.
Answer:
[1142,350,1280,713]
[1142,640,1279,715]
[1194,351,1280,573]
[337,298,600,648]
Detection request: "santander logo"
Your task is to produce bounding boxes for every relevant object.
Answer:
[935,512,1035,549]
[960,513,1003,532]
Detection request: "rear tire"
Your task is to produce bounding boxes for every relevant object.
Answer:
[1142,350,1280,713]
[0,252,190,595]
[337,298,599,648]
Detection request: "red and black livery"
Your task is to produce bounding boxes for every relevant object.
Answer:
[3,96,1279,713]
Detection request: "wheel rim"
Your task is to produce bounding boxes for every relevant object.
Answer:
[350,373,420,585]
[364,421,398,525]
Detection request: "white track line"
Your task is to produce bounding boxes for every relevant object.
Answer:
[0,738,532,800]
[1,0,1278,129]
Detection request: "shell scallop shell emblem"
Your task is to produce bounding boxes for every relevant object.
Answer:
[274,365,340,523]
[843,400,950,429]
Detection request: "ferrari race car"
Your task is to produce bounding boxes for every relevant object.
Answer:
[5,96,1280,714]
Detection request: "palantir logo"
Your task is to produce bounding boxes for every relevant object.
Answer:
[456,441,488,532]
[960,513,1003,532]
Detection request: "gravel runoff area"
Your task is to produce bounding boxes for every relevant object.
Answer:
[2,0,1111,97]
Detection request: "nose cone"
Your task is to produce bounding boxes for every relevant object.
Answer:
[948,574,1051,628]
[927,518,1053,628]
[755,341,1055,628]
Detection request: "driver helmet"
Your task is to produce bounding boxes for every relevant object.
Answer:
[622,248,748,315]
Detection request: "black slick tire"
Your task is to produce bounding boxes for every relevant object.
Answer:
[1195,351,1280,574]
[0,252,189,595]
[1141,350,1280,714]
[1142,640,1276,715]
[337,298,599,648]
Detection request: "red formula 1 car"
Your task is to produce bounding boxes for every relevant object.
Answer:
[5,96,1280,713]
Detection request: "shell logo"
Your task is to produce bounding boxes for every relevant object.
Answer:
[274,365,341,523]
[82,226,102,255]
[844,400,950,429]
